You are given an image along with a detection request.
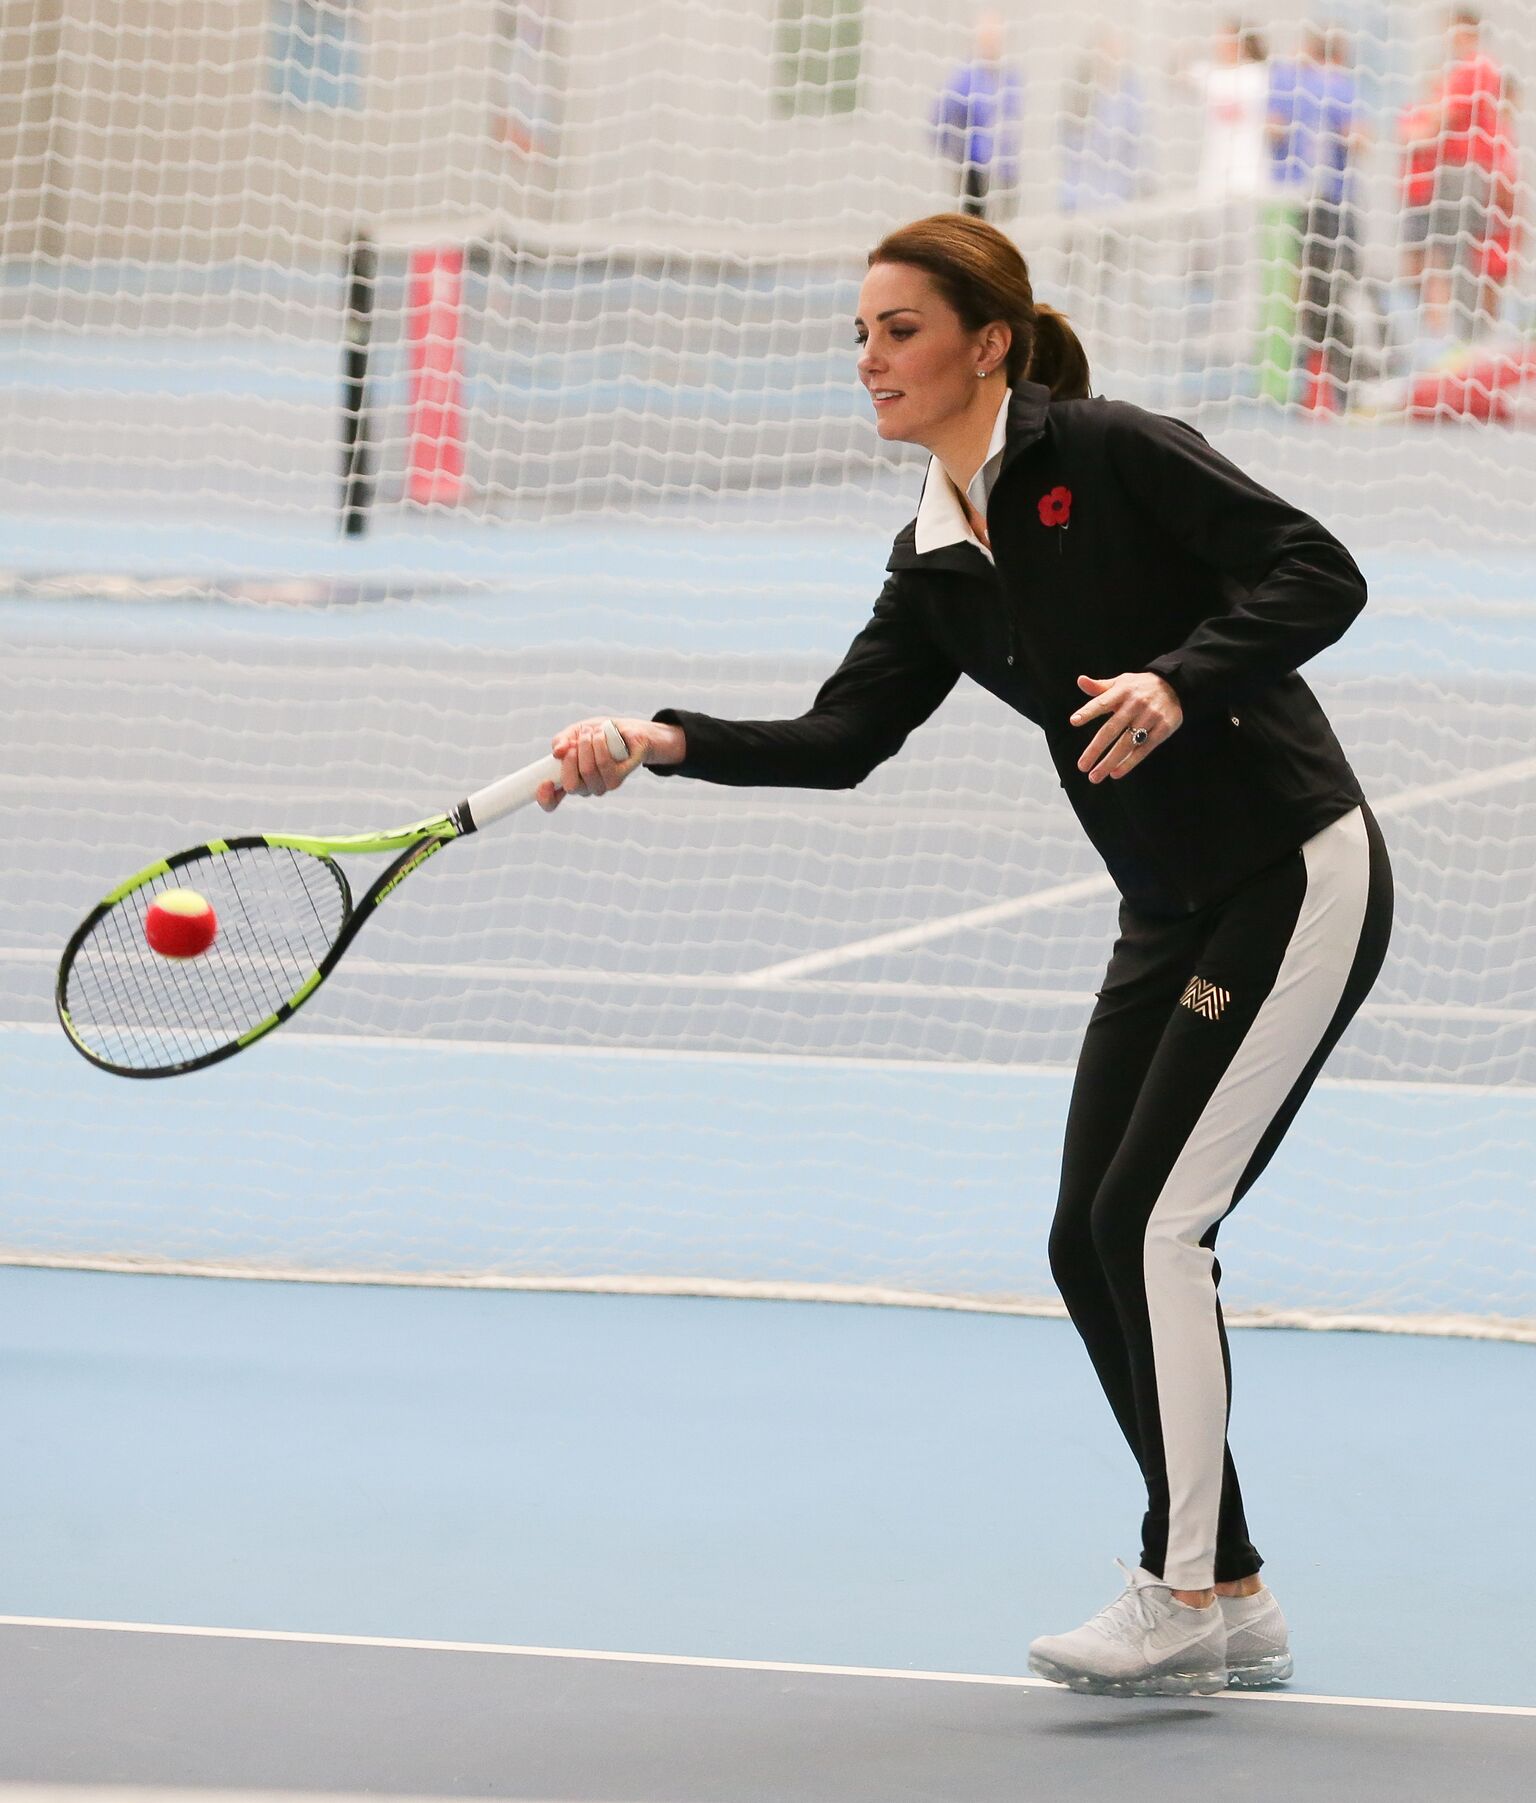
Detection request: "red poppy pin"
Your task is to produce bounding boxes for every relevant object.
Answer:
[1038,486,1073,528]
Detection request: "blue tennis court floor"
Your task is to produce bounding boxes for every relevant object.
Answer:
[0,1264,1532,1802]
[1,1264,1530,1706]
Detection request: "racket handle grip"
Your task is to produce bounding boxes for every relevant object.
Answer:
[460,721,629,832]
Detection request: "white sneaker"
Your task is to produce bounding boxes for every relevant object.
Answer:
[1028,1560,1228,1698]
[1220,1583,1293,1688]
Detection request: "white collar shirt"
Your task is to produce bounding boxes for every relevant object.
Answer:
[913,386,1011,565]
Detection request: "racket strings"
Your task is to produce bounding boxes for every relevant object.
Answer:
[63,846,348,1072]
[226,852,318,1012]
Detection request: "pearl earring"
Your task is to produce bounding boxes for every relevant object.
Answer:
[977,368,989,379]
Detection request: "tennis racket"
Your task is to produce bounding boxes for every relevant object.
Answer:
[56,721,628,1079]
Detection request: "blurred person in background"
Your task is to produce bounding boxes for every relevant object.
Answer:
[1287,31,1369,411]
[1175,21,1272,378]
[1257,27,1326,404]
[1182,21,1271,205]
[1469,74,1522,332]
[1399,74,1526,420]
[1397,7,1507,339]
[1059,29,1148,338]
[932,11,1024,220]
[1060,28,1147,216]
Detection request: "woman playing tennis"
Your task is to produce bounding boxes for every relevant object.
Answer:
[539,214,1393,1699]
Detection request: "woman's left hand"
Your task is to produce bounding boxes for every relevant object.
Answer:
[1070,673,1184,783]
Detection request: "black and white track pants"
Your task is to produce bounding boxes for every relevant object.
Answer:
[1048,804,1393,1590]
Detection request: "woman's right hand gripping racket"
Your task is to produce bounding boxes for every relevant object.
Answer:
[57,721,633,1079]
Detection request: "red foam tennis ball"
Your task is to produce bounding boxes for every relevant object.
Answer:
[144,888,218,959]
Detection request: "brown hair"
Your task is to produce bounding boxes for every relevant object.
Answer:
[867,214,1091,401]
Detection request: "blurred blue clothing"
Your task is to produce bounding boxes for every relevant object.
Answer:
[932,60,1023,184]
[1269,59,1358,207]
[1060,69,1145,212]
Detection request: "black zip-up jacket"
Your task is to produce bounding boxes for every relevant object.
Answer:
[653,382,1368,917]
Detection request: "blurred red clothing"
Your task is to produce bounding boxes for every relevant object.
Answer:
[1399,100,1439,208]
[1409,345,1536,422]
[1440,52,1505,166]
[1475,134,1520,284]
[1398,51,1506,206]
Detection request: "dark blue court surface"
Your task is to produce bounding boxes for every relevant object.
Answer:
[1,1621,1533,1803]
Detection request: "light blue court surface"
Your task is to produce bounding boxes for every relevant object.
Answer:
[0,1264,1531,1714]
[2,514,1535,671]
[6,1034,1535,1321]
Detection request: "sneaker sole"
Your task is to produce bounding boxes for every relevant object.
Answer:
[1226,1652,1294,1689]
[1028,1652,1229,1699]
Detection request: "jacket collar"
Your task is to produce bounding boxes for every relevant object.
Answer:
[997,379,1052,475]
[887,381,1052,573]
[912,382,1011,557]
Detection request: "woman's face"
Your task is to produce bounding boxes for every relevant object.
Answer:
[855,262,1004,449]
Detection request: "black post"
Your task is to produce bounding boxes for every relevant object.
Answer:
[340,234,377,536]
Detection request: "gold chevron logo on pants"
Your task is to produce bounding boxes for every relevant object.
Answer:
[1179,975,1231,1021]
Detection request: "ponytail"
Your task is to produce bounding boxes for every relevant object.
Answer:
[1027,303,1092,401]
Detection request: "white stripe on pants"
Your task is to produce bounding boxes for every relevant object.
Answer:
[1146,807,1373,1589]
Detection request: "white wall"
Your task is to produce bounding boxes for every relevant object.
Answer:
[4,1,530,261]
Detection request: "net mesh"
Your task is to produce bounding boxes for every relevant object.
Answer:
[1,1,1533,1332]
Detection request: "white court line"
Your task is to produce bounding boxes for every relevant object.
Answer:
[1371,753,1536,814]
[737,753,1536,983]
[0,1262,1528,1341]
[0,1615,1531,1717]
[740,874,1115,983]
